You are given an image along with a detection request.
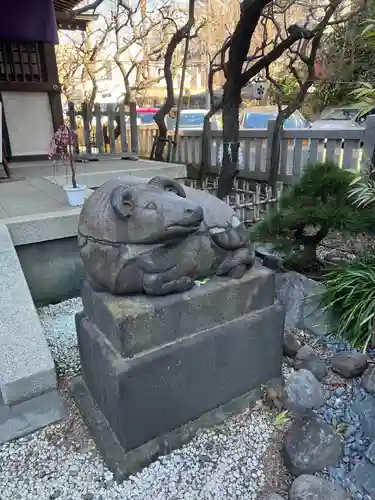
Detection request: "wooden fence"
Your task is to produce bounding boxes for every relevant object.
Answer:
[67,102,375,184]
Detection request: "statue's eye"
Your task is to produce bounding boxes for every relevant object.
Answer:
[145,202,157,210]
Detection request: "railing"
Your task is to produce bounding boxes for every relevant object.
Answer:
[139,118,375,183]
[67,102,375,183]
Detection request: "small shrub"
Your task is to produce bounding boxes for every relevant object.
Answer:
[320,253,375,348]
[251,162,375,271]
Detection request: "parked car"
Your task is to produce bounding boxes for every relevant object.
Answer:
[167,109,222,131]
[311,106,364,129]
[240,106,310,129]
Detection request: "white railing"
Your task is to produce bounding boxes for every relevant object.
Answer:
[67,101,375,184]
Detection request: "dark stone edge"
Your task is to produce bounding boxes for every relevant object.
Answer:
[71,376,272,482]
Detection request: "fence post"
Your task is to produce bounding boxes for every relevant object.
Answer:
[265,119,276,183]
[129,102,139,154]
[361,114,375,172]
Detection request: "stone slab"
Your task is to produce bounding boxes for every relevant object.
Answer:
[76,304,284,452]
[4,209,81,246]
[82,263,276,357]
[71,377,262,481]
[0,390,66,444]
[0,224,56,404]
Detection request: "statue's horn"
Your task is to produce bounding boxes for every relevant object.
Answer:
[148,176,186,198]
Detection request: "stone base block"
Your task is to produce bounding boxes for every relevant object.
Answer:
[74,267,284,478]
[76,303,284,454]
[82,261,276,357]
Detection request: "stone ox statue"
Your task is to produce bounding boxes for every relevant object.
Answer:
[78,176,254,296]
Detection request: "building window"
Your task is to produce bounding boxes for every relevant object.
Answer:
[0,41,46,83]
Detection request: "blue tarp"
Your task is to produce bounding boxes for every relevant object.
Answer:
[0,0,58,43]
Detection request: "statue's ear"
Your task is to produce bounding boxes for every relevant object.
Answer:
[110,187,134,219]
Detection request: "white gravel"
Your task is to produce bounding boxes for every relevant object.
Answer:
[0,299,277,500]
[0,411,273,500]
[38,298,83,377]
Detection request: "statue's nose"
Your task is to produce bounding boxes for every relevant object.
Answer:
[185,206,203,220]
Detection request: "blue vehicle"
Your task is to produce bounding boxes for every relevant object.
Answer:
[241,106,310,129]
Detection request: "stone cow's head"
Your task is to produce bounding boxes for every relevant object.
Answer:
[108,178,204,244]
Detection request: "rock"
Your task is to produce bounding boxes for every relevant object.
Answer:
[289,474,348,500]
[265,378,284,410]
[295,345,316,363]
[361,366,375,394]
[49,492,61,500]
[350,460,375,498]
[366,441,375,464]
[265,494,284,500]
[331,352,368,379]
[295,358,327,381]
[283,330,301,358]
[82,494,94,500]
[283,417,342,475]
[352,395,375,439]
[283,369,325,415]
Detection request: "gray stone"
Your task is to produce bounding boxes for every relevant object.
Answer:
[365,440,375,464]
[0,224,56,404]
[350,460,375,498]
[78,175,254,296]
[295,345,317,363]
[283,330,301,357]
[294,358,327,381]
[353,395,375,439]
[265,495,284,500]
[294,345,327,381]
[289,474,348,500]
[361,366,375,394]
[275,272,331,335]
[77,303,284,454]
[81,263,275,357]
[0,390,66,444]
[283,417,342,475]
[331,352,368,378]
[283,369,325,415]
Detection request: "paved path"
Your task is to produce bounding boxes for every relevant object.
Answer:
[0,157,186,220]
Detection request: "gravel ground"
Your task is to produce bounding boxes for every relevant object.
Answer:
[38,298,83,377]
[0,299,283,500]
[0,410,275,500]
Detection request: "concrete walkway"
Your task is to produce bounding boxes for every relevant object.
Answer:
[0,157,185,220]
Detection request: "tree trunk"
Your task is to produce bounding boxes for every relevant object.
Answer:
[268,111,285,188]
[216,84,241,199]
[154,0,196,162]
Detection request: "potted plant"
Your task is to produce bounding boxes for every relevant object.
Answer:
[49,123,86,206]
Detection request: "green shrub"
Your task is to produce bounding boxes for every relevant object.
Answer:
[320,253,375,348]
[251,162,375,270]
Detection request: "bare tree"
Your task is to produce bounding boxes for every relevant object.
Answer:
[263,0,365,187]
[111,0,177,105]
[196,0,364,198]
[153,0,202,161]
[59,19,113,108]
[56,43,82,102]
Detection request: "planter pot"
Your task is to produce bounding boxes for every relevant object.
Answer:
[63,185,86,207]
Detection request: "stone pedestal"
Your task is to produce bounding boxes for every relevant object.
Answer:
[73,262,284,480]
